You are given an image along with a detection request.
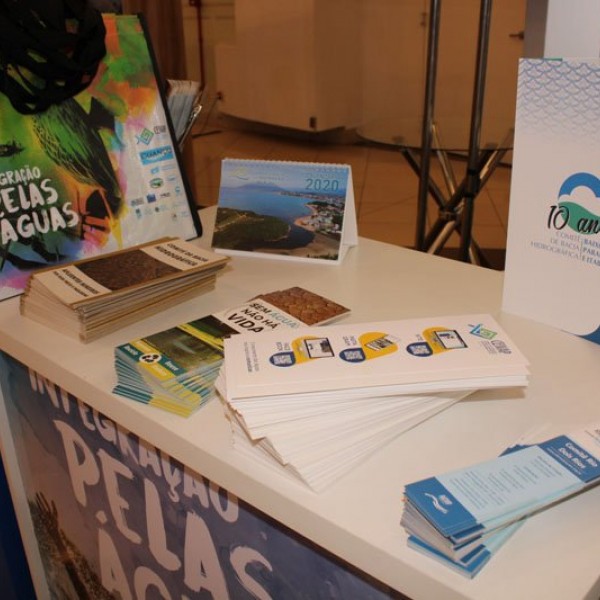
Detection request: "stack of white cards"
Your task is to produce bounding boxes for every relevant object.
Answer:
[216,314,529,491]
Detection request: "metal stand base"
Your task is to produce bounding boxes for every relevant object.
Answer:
[414,0,508,265]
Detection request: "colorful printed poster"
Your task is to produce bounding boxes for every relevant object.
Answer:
[0,14,201,301]
[0,352,397,599]
[503,59,600,344]
[211,159,358,264]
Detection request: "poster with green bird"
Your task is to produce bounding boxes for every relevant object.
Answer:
[0,14,201,301]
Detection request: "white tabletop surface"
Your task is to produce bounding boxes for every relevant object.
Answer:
[1,207,600,600]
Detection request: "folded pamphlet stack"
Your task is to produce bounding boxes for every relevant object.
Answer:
[401,423,600,577]
[20,238,229,342]
[217,314,530,491]
[166,79,203,148]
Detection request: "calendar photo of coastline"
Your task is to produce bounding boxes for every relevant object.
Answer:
[212,159,355,263]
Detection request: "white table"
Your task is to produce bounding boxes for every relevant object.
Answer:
[1,208,600,600]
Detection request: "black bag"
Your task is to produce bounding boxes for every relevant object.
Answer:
[0,0,106,114]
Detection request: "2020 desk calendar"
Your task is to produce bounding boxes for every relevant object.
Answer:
[212,159,357,264]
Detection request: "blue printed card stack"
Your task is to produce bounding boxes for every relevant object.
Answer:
[401,423,600,577]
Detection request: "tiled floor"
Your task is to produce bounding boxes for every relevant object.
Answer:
[190,115,512,263]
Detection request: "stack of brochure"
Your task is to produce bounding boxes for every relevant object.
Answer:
[221,387,471,491]
[401,423,600,578]
[113,287,350,416]
[216,314,530,491]
[166,79,203,148]
[20,238,229,342]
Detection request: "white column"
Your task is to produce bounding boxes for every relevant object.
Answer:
[543,0,600,57]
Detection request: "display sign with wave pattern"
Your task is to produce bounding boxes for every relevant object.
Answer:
[503,59,600,345]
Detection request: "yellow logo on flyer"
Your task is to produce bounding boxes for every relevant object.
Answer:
[422,327,467,354]
[271,331,400,367]
[358,332,399,359]
[291,335,335,363]
[338,331,399,363]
